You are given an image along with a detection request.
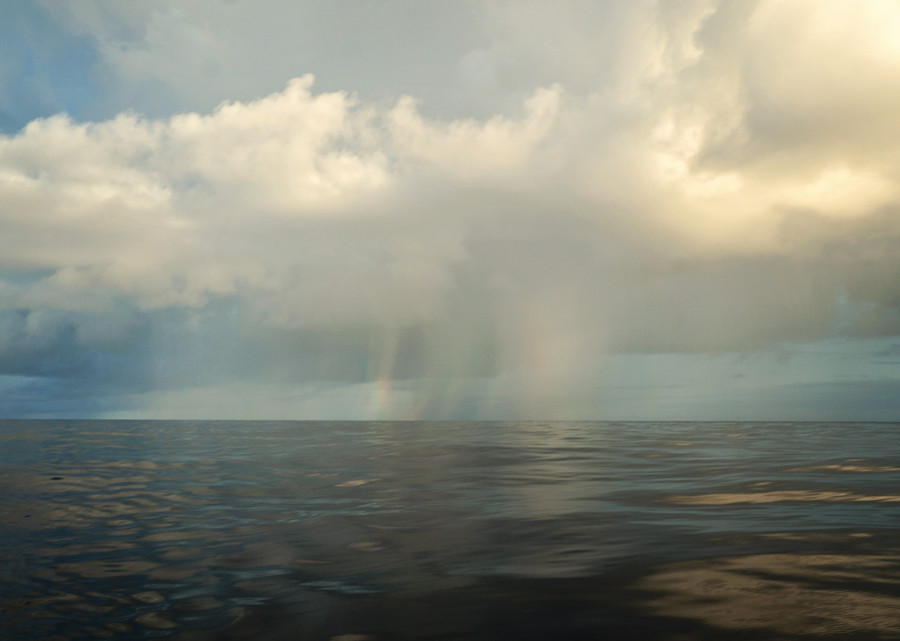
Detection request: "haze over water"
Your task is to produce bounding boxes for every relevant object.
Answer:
[2,419,899,640]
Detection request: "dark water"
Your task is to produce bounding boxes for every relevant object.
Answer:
[1,420,899,640]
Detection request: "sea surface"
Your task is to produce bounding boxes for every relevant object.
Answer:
[1,420,899,640]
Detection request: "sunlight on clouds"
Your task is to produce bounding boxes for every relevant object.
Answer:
[6,115,171,215]
[388,85,562,182]
[166,75,390,212]
[751,0,900,66]
[4,1,900,418]
[627,0,900,251]
[652,118,743,199]
[780,167,896,219]
[0,76,570,325]
[740,0,900,160]
[643,0,718,79]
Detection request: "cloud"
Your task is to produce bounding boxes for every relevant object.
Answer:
[0,75,565,324]
[3,0,900,418]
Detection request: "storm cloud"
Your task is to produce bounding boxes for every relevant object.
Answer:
[2,0,900,419]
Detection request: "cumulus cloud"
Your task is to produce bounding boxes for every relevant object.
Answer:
[0,74,564,323]
[3,0,900,417]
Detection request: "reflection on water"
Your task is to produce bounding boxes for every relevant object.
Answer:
[670,489,900,504]
[640,546,900,637]
[1,420,899,640]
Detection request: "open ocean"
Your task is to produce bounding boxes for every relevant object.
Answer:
[1,420,899,640]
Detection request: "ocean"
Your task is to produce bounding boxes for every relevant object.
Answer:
[1,420,898,640]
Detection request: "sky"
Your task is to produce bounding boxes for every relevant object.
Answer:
[2,0,900,421]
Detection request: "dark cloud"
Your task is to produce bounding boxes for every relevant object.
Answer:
[0,307,149,381]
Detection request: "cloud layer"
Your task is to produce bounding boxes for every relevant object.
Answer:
[3,0,900,418]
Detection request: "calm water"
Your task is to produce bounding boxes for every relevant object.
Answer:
[1,420,899,640]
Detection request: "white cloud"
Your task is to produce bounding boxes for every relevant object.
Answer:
[387,84,562,183]
[0,76,560,324]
